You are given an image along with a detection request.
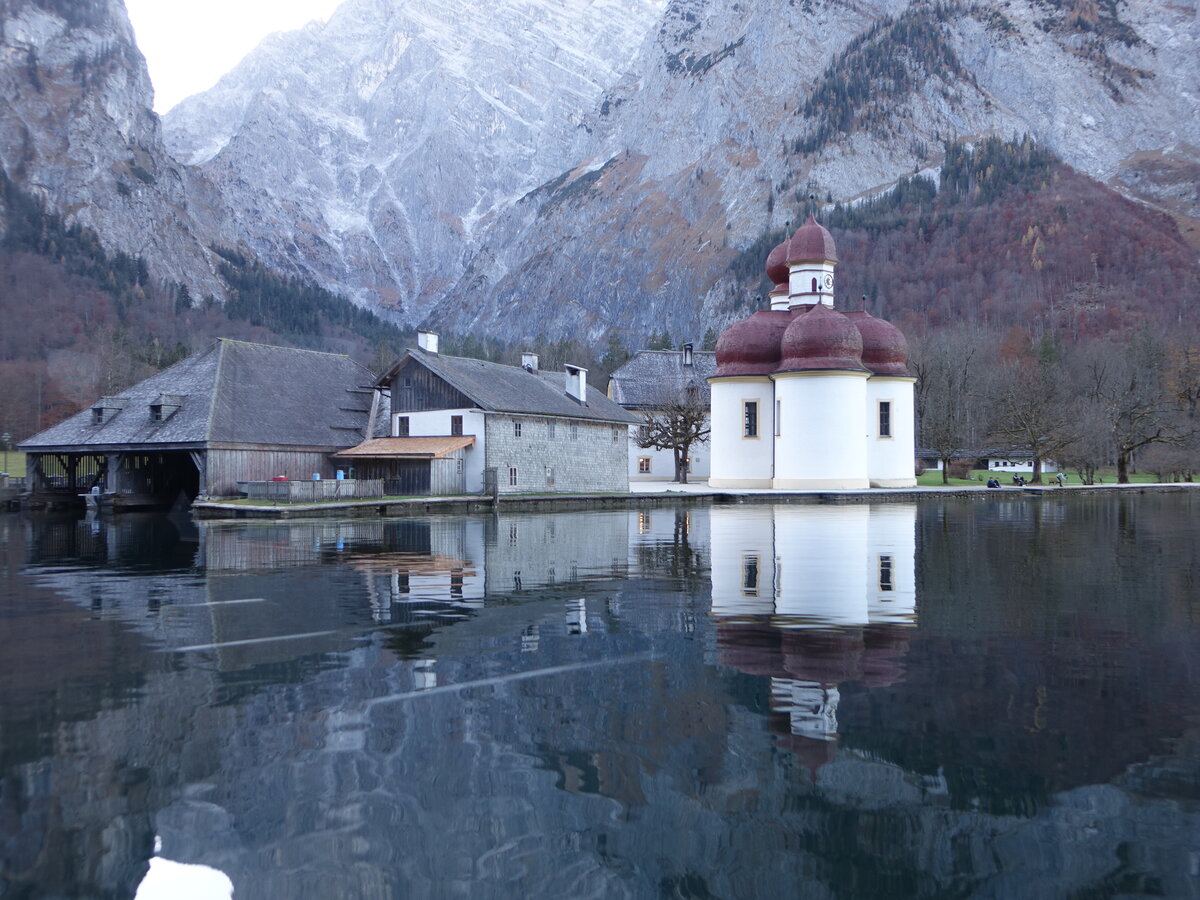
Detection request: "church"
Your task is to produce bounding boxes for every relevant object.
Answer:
[708,215,916,490]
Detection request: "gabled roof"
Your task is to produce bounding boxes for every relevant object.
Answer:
[21,340,376,451]
[386,349,638,424]
[608,349,716,409]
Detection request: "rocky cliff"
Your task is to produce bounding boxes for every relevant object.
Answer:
[0,0,226,299]
[163,0,668,321]
[431,0,1200,342]
[163,0,1198,344]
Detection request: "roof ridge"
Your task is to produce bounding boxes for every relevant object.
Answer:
[217,337,354,360]
[205,340,227,443]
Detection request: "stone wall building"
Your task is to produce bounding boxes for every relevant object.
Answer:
[358,333,638,495]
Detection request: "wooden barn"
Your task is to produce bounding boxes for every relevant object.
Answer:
[19,340,377,508]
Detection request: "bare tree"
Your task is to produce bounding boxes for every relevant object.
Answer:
[1056,393,1111,484]
[635,382,710,484]
[1076,332,1188,483]
[983,353,1077,484]
[912,328,988,484]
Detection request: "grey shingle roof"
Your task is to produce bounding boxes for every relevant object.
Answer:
[607,350,716,409]
[393,350,638,424]
[21,340,376,451]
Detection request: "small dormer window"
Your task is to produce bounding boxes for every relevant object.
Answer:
[91,396,128,425]
[149,394,183,423]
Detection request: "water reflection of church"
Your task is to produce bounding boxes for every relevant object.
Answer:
[708,504,917,758]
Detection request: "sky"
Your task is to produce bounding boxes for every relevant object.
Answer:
[124,0,346,113]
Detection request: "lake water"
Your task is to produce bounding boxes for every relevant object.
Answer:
[2,494,1199,899]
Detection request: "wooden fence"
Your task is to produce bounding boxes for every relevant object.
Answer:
[238,479,385,503]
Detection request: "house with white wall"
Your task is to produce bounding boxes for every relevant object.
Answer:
[346,333,638,495]
[608,345,716,482]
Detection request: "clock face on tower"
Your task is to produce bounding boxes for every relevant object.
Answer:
[824,274,834,289]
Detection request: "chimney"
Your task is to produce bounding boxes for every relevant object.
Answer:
[417,331,439,354]
[521,352,539,372]
[564,364,588,404]
[682,342,694,367]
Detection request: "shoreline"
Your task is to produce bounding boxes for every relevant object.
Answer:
[189,481,1200,520]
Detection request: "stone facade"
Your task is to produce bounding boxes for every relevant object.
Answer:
[485,414,628,494]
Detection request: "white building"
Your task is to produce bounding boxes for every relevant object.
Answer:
[340,333,637,495]
[608,345,716,482]
[708,216,916,489]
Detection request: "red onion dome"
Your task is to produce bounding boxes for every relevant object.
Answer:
[765,238,790,289]
[786,214,837,264]
[843,310,911,376]
[714,310,795,377]
[778,303,866,372]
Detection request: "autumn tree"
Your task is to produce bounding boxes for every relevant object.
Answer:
[1056,392,1112,484]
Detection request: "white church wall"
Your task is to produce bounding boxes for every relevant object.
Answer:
[708,379,775,488]
[787,261,836,307]
[772,373,870,490]
[866,377,917,488]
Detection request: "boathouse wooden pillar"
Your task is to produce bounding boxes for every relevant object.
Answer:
[189,450,208,498]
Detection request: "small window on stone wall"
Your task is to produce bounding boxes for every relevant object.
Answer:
[514,421,522,438]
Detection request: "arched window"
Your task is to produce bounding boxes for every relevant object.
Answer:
[811,277,817,292]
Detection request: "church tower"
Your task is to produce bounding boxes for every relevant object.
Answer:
[786,214,838,308]
[709,213,917,490]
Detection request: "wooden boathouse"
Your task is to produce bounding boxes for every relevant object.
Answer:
[19,340,377,509]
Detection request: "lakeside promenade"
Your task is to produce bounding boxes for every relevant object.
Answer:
[189,480,1200,520]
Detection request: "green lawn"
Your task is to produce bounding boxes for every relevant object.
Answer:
[917,467,1165,487]
[0,450,24,476]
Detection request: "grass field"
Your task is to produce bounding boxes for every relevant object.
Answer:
[0,450,24,476]
[916,468,1164,487]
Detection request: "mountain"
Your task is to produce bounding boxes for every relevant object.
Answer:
[0,0,226,299]
[163,0,669,322]
[162,0,1200,343]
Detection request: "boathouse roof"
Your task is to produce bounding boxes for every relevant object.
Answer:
[21,340,376,452]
